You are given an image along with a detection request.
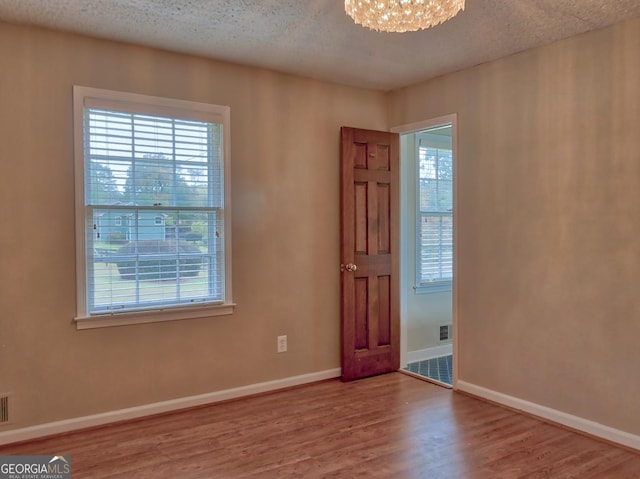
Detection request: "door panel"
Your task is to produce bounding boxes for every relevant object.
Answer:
[354,182,368,254]
[340,126,399,381]
[377,184,390,253]
[354,277,369,350]
[378,275,391,346]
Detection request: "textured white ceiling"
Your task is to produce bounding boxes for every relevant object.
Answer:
[0,0,638,91]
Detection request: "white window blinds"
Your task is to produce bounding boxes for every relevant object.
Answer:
[74,87,231,318]
[417,142,453,288]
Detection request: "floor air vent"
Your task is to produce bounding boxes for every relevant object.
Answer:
[0,394,9,424]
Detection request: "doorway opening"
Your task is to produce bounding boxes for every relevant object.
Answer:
[393,115,457,388]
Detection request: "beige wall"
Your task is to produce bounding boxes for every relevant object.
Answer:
[2,15,639,439]
[0,22,387,430]
[391,17,640,435]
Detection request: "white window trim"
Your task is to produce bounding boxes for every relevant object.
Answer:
[75,303,235,330]
[73,86,234,329]
[414,282,452,295]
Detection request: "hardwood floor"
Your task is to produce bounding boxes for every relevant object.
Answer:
[1,373,638,478]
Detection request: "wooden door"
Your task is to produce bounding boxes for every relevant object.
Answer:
[340,127,400,381]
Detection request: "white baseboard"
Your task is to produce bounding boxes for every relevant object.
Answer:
[457,380,640,451]
[0,368,342,446]
[406,344,452,365]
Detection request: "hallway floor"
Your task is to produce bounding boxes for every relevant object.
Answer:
[405,355,453,386]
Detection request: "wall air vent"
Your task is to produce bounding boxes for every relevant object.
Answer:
[0,394,9,424]
[439,325,452,341]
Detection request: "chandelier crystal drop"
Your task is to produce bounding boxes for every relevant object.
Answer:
[345,0,465,33]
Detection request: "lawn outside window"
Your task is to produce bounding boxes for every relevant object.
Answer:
[73,86,233,328]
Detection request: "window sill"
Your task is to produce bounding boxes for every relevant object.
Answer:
[75,303,236,330]
[414,283,452,294]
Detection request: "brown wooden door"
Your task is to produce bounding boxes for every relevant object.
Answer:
[340,127,400,381]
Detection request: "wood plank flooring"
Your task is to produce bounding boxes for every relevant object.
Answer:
[1,373,638,478]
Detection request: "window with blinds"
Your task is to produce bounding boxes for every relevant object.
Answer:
[73,86,232,325]
[417,139,453,291]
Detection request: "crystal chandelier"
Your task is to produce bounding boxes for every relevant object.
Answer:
[345,0,465,33]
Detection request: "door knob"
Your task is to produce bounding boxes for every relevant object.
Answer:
[344,263,357,272]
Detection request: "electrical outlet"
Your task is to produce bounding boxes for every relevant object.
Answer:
[277,335,287,353]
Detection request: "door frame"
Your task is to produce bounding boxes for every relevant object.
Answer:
[391,113,459,389]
